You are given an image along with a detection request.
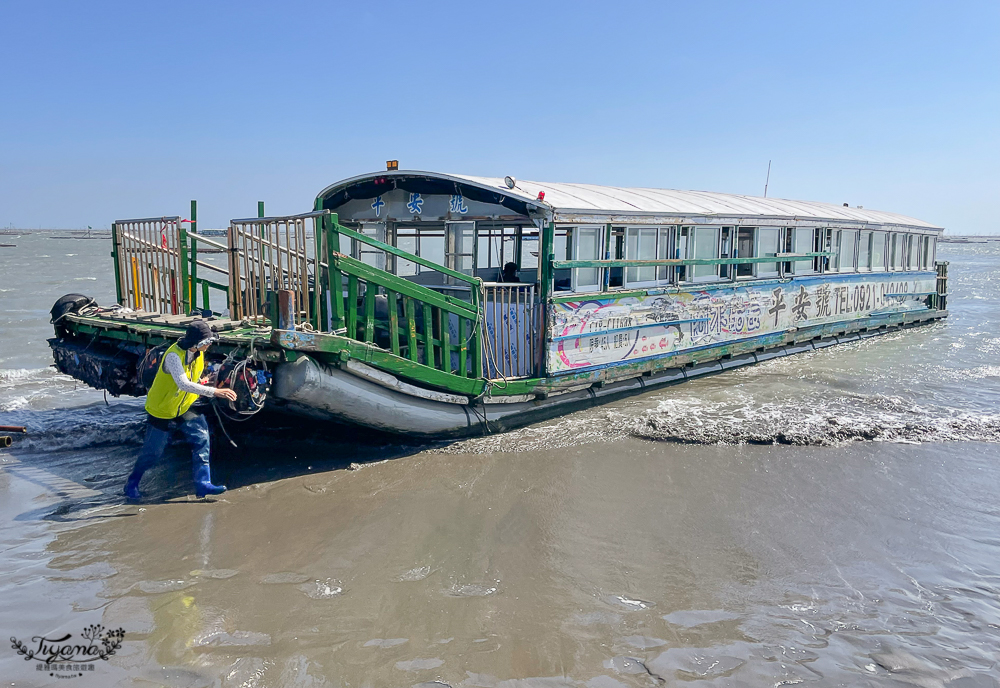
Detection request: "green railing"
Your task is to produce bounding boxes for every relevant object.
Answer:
[321,214,483,379]
[186,200,229,313]
[550,252,836,296]
[226,209,484,381]
[552,252,835,270]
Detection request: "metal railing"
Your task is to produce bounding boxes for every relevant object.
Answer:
[326,218,483,379]
[222,210,485,380]
[480,283,537,379]
[551,252,837,291]
[228,212,325,324]
[112,205,231,316]
[112,217,187,314]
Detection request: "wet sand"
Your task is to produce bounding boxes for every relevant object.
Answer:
[4,431,1000,686]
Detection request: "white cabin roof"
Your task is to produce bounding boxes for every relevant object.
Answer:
[450,174,941,231]
[317,171,942,232]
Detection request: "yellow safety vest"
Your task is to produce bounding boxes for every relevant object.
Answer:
[144,342,206,419]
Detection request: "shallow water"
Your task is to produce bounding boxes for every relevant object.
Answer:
[3,234,1000,686]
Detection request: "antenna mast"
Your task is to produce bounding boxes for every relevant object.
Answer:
[764,160,771,198]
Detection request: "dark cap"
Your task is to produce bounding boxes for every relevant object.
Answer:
[178,320,217,350]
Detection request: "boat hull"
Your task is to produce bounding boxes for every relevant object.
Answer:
[270,309,946,438]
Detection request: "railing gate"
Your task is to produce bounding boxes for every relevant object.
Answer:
[480,283,538,379]
[228,212,326,324]
[112,216,187,314]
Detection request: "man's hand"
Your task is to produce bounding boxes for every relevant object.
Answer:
[214,388,238,402]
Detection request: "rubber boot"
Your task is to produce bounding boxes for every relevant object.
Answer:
[123,472,143,500]
[193,464,226,498]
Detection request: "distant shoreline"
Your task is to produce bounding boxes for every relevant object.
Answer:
[939,236,1000,243]
[0,229,112,236]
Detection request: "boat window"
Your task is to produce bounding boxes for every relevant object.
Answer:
[658,227,675,283]
[919,236,933,269]
[445,221,475,277]
[676,227,690,282]
[359,222,387,271]
[736,228,755,277]
[619,226,675,287]
[889,233,903,271]
[858,231,872,271]
[394,225,445,281]
[907,234,919,270]
[793,227,816,275]
[624,227,658,286]
[839,229,858,272]
[720,227,735,279]
[692,227,721,282]
[477,225,518,276]
[827,230,841,272]
[551,227,572,290]
[419,228,445,270]
[521,228,539,271]
[871,232,887,271]
[780,228,793,274]
[571,225,604,292]
[395,227,419,276]
[757,227,781,278]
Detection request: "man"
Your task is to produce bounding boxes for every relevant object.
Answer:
[124,320,238,500]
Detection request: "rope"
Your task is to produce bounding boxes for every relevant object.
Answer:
[211,403,239,448]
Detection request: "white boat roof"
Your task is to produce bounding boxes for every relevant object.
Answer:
[318,171,943,232]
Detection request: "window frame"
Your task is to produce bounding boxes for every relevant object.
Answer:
[838,229,858,273]
[689,226,723,283]
[787,227,813,275]
[570,224,605,293]
[906,234,919,271]
[857,230,872,272]
[889,233,904,271]
[735,227,756,279]
[755,226,782,278]
[870,231,887,271]
[623,226,660,288]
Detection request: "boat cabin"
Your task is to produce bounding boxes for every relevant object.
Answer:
[317,171,940,294]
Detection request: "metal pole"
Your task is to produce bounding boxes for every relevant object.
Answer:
[111,222,123,305]
[538,221,555,376]
[179,212,191,314]
[189,200,198,311]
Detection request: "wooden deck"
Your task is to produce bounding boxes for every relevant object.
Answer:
[102,310,245,332]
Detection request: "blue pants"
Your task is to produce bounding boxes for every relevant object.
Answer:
[129,411,213,487]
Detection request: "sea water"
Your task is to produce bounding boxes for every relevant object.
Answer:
[2,232,1000,686]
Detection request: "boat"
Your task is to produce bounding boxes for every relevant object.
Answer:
[48,169,949,438]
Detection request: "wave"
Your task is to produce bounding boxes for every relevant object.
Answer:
[0,367,55,384]
[0,403,145,452]
[616,396,1000,446]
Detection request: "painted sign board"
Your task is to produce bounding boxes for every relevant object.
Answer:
[548,272,936,374]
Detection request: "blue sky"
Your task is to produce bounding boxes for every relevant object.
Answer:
[1,0,997,232]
